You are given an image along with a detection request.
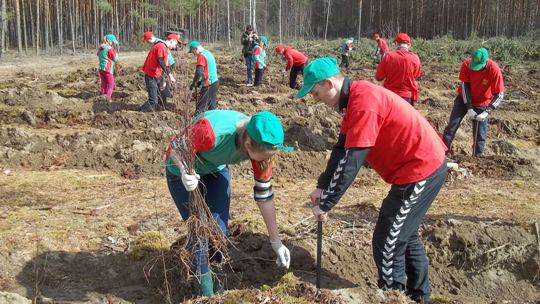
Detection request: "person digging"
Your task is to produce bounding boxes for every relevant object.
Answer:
[96,34,120,101]
[298,58,448,303]
[165,110,293,296]
[442,47,505,157]
[188,41,219,115]
[139,31,172,112]
[275,45,308,90]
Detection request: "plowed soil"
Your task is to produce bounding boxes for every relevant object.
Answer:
[0,48,539,304]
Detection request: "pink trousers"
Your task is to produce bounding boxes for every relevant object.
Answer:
[99,69,115,98]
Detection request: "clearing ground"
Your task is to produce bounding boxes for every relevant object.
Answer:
[0,47,539,303]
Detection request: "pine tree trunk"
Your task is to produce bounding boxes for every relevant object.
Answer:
[21,0,27,54]
[0,0,6,57]
[253,0,257,31]
[357,0,362,38]
[278,0,282,43]
[227,0,231,47]
[324,0,331,41]
[15,0,22,54]
[44,0,50,52]
[70,0,75,52]
[57,0,62,53]
[36,0,40,55]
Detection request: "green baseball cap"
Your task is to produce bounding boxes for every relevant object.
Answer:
[260,36,268,45]
[296,57,340,98]
[469,48,489,71]
[106,34,119,45]
[246,112,292,151]
[188,41,201,52]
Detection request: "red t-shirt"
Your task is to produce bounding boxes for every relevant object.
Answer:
[375,49,421,100]
[457,59,505,107]
[378,39,390,54]
[283,48,308,71]
[142,42,169,77]
[340,80,446,184]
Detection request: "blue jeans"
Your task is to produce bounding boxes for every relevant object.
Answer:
[139,75,159,112]
[166,167,231,274]
[244,55,253,83]
[442,96,488,156]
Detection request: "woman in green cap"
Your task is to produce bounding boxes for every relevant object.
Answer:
[165,109,292,296]
[96,34,119,100]
[253,36,268,86]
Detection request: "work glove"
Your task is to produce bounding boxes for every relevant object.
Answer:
[169,73,176,83]
[475,111,489,121]
[270,240,291,269]
[467,108,477,120]
[179,166,200,191]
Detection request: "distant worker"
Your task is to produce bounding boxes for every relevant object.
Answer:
[139,31,171,112]
[189,41,219,115]
[375,33,421,107]
[150,33,182,109]
[241,25,257,86]
[373,33,389,62]
[97,34,119,101]
[275,45,308,90]
[253,36,268,86]
[442,48,505,156]
[339,37,354,71]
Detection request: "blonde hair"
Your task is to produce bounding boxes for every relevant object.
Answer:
[236,118,277,176]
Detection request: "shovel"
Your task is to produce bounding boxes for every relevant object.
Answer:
[472,119,479,156]
[316,219,323,289]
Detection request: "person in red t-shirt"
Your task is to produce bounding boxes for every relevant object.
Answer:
[442,48,505,156]
[139,31,172,112]
[275,45,308,89]
[375,33,421,107]
[373,33,390,62]
[296,58,448,303]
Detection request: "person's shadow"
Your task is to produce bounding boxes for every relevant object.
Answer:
[16,231,356,303]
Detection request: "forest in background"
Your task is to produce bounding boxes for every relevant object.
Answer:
[0,0,539,56]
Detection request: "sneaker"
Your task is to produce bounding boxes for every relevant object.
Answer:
[246,82,254,87]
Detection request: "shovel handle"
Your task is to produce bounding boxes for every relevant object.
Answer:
[316,220,323,289]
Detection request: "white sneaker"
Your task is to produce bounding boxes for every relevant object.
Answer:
[246,83,254,87]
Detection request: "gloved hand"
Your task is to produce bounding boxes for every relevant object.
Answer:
[169,73,176,83]
[476,111,489,121]
[467,108,477,120]
[270,240,290,269]
[179,166,200,191]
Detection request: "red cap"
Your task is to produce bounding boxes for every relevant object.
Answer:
[142,31,153,42]
[394,32,411,44]
[373,33,380,39]
[275,45,285,54]
[166,33,182,44]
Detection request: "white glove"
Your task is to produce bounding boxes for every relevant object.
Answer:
[270,240,291,269]
[180,167,200,191]
[467,108,477,120]
[476,111,489,121]
[169,73,176,83]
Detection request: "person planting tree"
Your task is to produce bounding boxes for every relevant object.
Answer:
[442,47,505,157]
[96,34,119,101]
[165,110,293,296]
[188,41,219,115]
[275,45,308,90]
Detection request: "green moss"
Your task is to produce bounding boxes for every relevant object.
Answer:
[130,231,169,260]
[222,290,258,304]
[272,272,299,297]
[430,293,450,303]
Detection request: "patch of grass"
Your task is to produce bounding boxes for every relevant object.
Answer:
[130,231,169,260]
[430,293,450,303]
[222,290,258,304]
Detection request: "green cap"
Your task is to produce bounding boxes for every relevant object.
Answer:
[260,36,268,45]
[246,112,292,151]
[296,57,340,98]
[105,34,119,45]
[188,41,201,52]
[469,48,489,71]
